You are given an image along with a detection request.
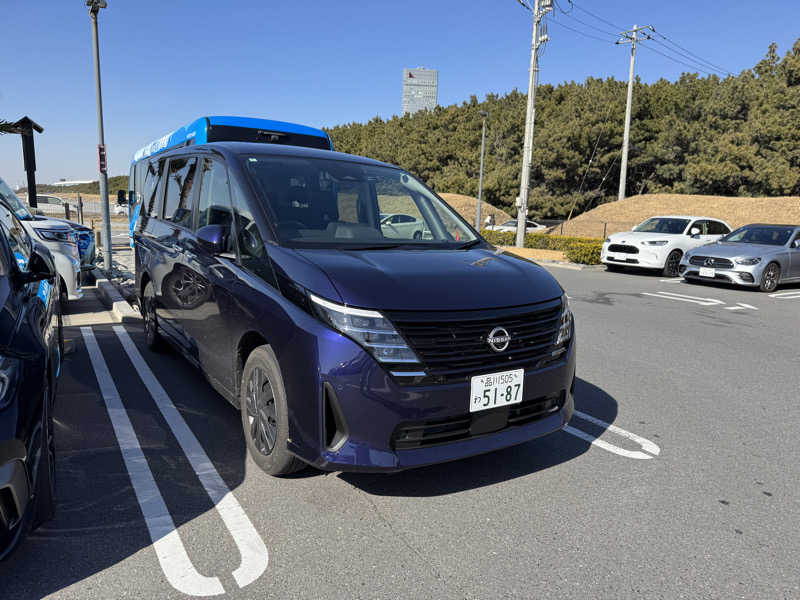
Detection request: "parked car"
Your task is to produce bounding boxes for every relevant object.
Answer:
[680,223,800,292]
[601,215,732,277]
[379,213,425,239]
[487,219,547,234]
[0,200,60,559]
[134,142,575,476]
[0,179,82,301]
[45,217,96,272]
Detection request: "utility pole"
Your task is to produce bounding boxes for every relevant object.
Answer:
[515,0,552,248]
[476,110,488,230]
[87,0,112,272]
[616,24,652,203]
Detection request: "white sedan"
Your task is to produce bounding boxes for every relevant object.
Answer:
[601,215,732,277]
[487,219,547,233]
[380,213,425,239]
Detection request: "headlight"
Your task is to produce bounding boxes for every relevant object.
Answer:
[604,238,611,244]
[35,228,76,244]
[0,355,22,410]
[643,240,669,246]
[555,293,572,346]
[309,294,421,365]
[735,257,761,265]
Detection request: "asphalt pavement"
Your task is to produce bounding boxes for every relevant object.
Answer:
[1,267,798,599]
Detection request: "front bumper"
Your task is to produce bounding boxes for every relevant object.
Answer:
[280,315,576,472]
[679,262,762,287]
[0,440,30,541]
[601,245,667,269]
[51,250,83,300]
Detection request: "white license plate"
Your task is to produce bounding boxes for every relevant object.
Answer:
[470,369,524,413]
[699,267,715,278]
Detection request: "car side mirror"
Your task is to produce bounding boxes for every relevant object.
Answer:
[793,239,800,249]
[16,247,55,285]
[196,224,228,255]
[117,189,127,205]
[689,227,700,237]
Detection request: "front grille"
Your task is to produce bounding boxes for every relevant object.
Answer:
[608,244,639,254]
[391,392,564,449]
[689,256,733,269]
[386,300,563,384]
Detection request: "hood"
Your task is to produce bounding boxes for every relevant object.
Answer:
[43,216,89,231]
[687,241,783,259]
[279,246,563,311]
[26,216,74,231]
[607,231,679,243]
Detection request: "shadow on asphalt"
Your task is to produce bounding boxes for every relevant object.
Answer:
[0,325,248,600]
[338,378,616,497]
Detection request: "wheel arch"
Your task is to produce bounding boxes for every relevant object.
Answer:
[235,331,270,397]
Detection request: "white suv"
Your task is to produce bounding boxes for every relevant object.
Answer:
[0,178,82,300]
[601,215,732,277]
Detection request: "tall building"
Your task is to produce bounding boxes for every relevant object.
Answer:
[402,67,438,116]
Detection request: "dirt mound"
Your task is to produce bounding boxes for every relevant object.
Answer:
[556,194,800,239]
[439,193,513,227]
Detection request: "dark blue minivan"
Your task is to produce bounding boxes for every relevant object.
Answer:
[133,141,575,474]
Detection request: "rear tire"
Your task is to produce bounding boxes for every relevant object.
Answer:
[240,346,304,476]
[142,282,166,352]
[759,262,780,293]
[662,250,682,277]
[33,380,56,528]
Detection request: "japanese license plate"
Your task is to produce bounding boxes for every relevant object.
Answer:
[699,267,715,278]
[470,369,524,413]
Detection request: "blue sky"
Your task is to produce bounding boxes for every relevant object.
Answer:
[1,0,797,187]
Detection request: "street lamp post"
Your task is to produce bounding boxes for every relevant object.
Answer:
[87,0,112,272]
[475,110,488,230]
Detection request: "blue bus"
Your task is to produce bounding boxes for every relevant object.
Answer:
[128,116,334,242]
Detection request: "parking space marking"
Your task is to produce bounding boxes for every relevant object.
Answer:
[81,327,225,597]
[113,326,268,591]
[564,410,661,460]
[642,291,724,306]
[658,278,684,283]
[769,291,800,299]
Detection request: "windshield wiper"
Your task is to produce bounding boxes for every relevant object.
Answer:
[344,244,406,251]
[458,239,482,249]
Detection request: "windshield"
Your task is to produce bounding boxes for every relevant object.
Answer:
[721,225,794,246]
[633,218,690,234]
[0,178,32,220]
[243,155,478,249]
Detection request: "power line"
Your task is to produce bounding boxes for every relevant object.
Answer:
[553,1,619,37]
[567,0,626,32]
[547,19,616,44]
[650,28,732,75]
[648,37,729,76]
[638,43,717,76]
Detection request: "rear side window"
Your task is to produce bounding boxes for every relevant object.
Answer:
[197,159,233,231]
[163,157,199,228]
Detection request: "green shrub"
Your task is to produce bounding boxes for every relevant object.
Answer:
[563,241,602,265]
[480,229,602,264]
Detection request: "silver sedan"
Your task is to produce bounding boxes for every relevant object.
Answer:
[680,224,800,292]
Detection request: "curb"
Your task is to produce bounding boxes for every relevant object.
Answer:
[537,260,605,271]
[92,268,140,323]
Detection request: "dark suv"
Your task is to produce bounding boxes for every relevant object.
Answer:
[0,201,60,558]
[134,143,575,475]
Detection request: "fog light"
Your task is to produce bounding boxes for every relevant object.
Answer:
[738,272,754,283]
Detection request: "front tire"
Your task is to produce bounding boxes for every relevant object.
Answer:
[759,262,780,292]
[142,282,166,352]
[662,250,682,277]
[240,346,304,476]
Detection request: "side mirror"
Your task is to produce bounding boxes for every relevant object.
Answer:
[793,239,800,249]
[16,247,56,285]
[116,189,126,205]
[196,224,228,255]
[690,227,700,236]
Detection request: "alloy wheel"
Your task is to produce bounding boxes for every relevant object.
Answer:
[246,367,277,455]
[764,264,779,292]
[665,252,681,277]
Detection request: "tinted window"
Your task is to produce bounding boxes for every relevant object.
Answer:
[634,218,690,234]
[142,160,164,219]
[722,226,794,246]
[0,204,31,272]
[163,157,198,228]
[197,159,233,231]
[707,221,730,235]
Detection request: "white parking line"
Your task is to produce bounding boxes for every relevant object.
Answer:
[658,278,684,283]
[82,327,225,597]
[769,291,800,299]
[564,410,661,460]
[642,291,724,306]
[114,326,268,591]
